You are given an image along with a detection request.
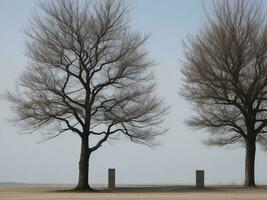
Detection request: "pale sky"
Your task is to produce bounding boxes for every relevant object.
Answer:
[1,0,267,186]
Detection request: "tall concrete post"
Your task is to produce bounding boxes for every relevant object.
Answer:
[108,168,116,189]
[196,170,205,188]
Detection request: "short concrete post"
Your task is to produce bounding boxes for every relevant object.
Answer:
[108,168,116,189]
[196,170,205,188]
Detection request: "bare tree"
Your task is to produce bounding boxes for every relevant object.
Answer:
[7,0,167,190]
[181,0,267,186]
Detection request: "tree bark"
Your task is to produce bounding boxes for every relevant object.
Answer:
[76,136,92,190]
[244,137,256,187]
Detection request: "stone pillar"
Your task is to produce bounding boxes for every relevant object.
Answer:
[196,170,204,188]
[108,168,116,189]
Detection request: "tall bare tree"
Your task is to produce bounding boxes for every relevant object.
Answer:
[7,0,167,190]
[181,0,267,186]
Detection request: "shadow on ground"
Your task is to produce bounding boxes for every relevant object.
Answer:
[54,185,267,193]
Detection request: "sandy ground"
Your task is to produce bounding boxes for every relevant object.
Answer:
[1,186,267,200]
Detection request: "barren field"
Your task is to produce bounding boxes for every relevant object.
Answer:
[1,186,267,200]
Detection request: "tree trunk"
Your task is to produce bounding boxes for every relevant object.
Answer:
[244,137,256,187]
[76,136,92,190]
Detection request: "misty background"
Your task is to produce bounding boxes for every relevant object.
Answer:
[1,0,267,185]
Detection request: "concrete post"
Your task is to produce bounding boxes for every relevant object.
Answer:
[108,168,116,189]
[196,170,205,188]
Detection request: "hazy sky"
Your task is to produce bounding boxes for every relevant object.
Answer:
[1,0,267,186]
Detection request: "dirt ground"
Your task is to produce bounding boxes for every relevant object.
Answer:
[1,186,267,200]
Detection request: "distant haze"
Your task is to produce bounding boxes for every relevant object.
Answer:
[1,0,267,185]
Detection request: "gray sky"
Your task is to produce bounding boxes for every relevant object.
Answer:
[1,0,267,185]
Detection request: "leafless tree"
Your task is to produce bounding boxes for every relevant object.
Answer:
[7,0,167,190]
[181,0,267,186]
